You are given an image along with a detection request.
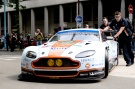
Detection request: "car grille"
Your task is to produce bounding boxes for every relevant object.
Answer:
[32,57,80,69]
[34,71,78,76]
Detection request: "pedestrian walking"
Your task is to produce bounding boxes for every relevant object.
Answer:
[101,11,134,66]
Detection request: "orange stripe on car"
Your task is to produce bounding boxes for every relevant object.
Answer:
[48,40,82,57]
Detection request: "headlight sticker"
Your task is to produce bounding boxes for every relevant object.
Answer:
[26,51,37,58]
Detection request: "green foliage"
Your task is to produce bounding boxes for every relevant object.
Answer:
[0,0,26,33]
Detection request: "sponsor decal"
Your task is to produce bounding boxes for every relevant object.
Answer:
[80,73,89,76]
[74,44,82,47]
[89,71,104,75]
[92,63,103,66]
[59,41,76,44]
[51,47,67,50]
[81,58,94,62]
[41,45,50,48]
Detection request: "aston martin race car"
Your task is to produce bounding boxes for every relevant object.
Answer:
[19,28,119,80]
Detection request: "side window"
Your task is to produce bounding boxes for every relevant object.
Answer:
[50,36,58,42]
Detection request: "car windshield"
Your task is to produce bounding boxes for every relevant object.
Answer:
[49,29,100,42]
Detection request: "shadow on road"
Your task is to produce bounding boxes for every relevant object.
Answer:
[8,74,101,84]
[19,78,101,84]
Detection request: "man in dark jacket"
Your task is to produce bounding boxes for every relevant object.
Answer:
[101,11,134,66]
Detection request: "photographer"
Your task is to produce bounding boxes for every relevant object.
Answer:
[35,29,43,46]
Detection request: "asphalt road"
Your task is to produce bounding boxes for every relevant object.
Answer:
[0,50,135,89]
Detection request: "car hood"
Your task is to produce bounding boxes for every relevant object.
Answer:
[34,40,103,57]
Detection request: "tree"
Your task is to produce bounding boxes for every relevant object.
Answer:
[8,0,26,34]
[0,0,26,34]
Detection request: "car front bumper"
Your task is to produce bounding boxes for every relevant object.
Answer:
[21,67,105,80]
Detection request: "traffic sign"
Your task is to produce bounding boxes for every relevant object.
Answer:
[129,13,133,22]
[75,15,83,23]
[128,4,133,14]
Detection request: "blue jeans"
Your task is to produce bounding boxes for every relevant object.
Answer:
[36,40,42,46]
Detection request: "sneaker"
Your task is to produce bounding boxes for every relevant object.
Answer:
[126,63,132,66]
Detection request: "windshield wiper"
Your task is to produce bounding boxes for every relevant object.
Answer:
[70,33,76,41]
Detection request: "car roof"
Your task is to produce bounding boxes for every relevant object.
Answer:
[57,28,99,34]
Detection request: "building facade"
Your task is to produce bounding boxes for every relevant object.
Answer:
[0,0,134,37]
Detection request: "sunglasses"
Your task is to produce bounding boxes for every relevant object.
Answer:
[115,15,121,18]
[102,20,107,23]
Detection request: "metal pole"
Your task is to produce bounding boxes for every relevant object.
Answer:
[78,0,80,15]
[4,0,6,49]
[77,0,80,28]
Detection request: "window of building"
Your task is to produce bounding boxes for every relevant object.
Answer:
[102,0,121,21]
[83,2,92,21]
[72,5,76,22]
[54,6,59,23]
[64,6,71,22]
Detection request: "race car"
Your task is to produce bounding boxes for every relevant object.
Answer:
[18,28,119,80]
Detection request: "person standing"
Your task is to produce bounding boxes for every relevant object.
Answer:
[100,17,112,36]
[101,11,134,66]
[85,24,90,28]
[5,33,11,51]
[26,32,31,46]
[35,29,43,46]
[10,33,17,52]
[1,35,4,49]
[19,33,24,50]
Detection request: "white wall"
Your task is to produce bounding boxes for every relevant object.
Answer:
[0,0,87,12]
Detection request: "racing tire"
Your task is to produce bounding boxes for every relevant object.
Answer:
[115,44,119,66]
[103,49,109,79]
[18,74,33,81]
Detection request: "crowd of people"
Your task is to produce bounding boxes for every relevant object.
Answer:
[0,29,53,52]
[0,32,33,52]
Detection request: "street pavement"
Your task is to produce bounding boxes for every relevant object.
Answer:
[0,49,135,79]
[110,55,135,78]
[0,50,135,89]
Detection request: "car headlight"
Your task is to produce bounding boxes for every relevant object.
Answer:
[75,50,95,58]
[26,51,37,58]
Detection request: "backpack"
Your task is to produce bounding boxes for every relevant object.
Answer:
[125,19,134,33]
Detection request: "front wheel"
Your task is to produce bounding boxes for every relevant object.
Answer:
[18,74,34,81]
[103,49,109,79]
